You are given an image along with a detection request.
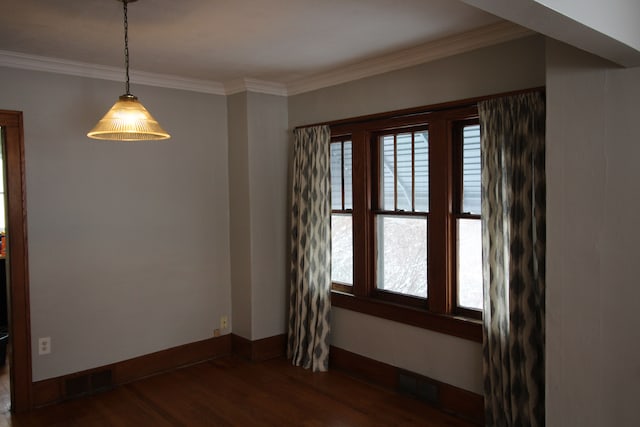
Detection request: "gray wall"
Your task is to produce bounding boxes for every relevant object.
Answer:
[289,35,546,394]
[288,35,545,128]
[228,92,251,338]
[545,40,640,426]
[246,92,289,340]
[0,67,232,381]
[228,92,289,340]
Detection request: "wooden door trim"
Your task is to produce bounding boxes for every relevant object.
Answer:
[0,110,32,411]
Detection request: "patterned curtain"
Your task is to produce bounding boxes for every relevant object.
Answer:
[287,125,332,372]
[480,93,546,427]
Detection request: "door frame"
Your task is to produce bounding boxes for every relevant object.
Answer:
[0,110,32,411]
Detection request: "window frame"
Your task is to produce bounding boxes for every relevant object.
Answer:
[370,125,430,309]
[329,104,483,342]
[330,135,354,293]
[451,118,483,320]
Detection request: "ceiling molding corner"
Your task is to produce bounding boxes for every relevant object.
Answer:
[0,50,226,95]
[224,79,248,95]
[225,78,288,96]
[286,21,534,96]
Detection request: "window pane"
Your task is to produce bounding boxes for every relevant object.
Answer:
[414,131,429,212]
[330,143,343,209]
[380,135,395,210]
[396,133,413,211]
[343,141,353,210]
[331,214,353,285]
[457,218,482,310]
[376,215,427,298]
[462,125,481,215]
[330,140,352,211]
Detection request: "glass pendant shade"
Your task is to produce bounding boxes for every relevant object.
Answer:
[87,94,170,141]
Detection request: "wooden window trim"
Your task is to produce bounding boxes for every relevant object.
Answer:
[331,291,482,342]
[451,119,483,320]
[327,103,484,342]
[320,93,550,342]
[330,137,355,288]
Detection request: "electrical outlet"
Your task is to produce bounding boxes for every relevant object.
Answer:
[220,315,228,330]
[213,329,221,337]
[38,337,51,355]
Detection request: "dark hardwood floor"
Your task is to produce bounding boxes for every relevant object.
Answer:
[3,357,477,426]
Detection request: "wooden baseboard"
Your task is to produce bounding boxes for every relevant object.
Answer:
[32,333,288,407]
[329,346,484,425]
[32,334,232,408]
[231,333,286,361]
[32,334,482,424]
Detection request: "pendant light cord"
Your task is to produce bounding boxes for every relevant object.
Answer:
[123,0,131,95]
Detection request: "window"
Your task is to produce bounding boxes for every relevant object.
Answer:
[329,103,482,340]
[375,128,429,300]
[330,137,353,288]
[454,122,482,313]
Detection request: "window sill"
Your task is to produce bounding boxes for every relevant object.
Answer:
[331,291,482,343]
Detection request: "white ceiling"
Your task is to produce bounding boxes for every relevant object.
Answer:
[0,0,511,92]
[1,1,638,95]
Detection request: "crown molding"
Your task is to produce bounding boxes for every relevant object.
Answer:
[0,21,532,97]
[224,78,288,96]
[0,50,226,95]
[286,21,534,96]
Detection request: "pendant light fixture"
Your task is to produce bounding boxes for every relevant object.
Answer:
[88,0,170,141]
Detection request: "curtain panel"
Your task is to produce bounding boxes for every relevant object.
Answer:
[480,92,546,427]
[287,125,332,372]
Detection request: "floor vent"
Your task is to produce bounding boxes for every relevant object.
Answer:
[64,369,114,399]
[64,375,89,399]
[398,371,438,404]
[91,369,113,392]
